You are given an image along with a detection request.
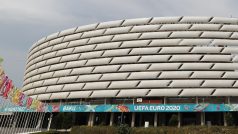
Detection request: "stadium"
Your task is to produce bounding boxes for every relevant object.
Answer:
[23,16,238,127]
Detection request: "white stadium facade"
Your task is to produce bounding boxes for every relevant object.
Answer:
[23,16,238,127]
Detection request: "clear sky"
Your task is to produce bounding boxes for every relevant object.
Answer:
[0,0,238,87]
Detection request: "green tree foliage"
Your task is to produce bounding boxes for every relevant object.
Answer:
[168,114,178,126]
[62,113,73,129]
[52,113,73,130]
[225,112,235,126]
[70,126,238,134]
[117,124,131,134]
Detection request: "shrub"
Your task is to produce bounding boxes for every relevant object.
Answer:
[51,113,64,129]
[62,113,73,129]
[70,126,238,134]
[51,113,73,130]
[71,126,116,134]
[168,114,178,126]
[117,124,131,134]
[35,131,69,134]
[225,113,235,126]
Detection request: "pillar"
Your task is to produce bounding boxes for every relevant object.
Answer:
[224,112,227,126]
[139,113,142,127]
[218,112,222,125]
[196,97,199,104]
[72,113,76,125]
[88,113,95,127]
[164,97,167,104]
[178,112,181,128]
[154,112,158,127]
[47,113,53,131]
[87,113,91,126]
[110,113,114,126]
[201,112,205,126]
[131,113,135,127]
[227,97,231,104]
[159,113,165,126]
[104,99,107,104]
[91,113,95,126]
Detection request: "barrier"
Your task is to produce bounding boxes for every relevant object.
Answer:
[0,58,48,134]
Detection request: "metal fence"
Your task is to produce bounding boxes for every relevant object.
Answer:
[0,63,51,134]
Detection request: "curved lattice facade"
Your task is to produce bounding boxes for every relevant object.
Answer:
[23,16,238,101]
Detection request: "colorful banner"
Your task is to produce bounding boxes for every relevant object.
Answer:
[0,60,47,112]
[55,104,238,112]
[1,103,238,113]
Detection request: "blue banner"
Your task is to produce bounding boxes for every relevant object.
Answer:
[1,103,238,112]
[57,104,230,112]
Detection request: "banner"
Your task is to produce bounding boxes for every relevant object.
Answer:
[0,61,46,112]
[2,103,238,112]
[55,104,238,112]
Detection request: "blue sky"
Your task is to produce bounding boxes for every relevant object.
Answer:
[0,0,238,87]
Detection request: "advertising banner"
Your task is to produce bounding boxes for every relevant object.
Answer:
[2,103,238,113]
[56,104,238,112]
[0,63,46,112]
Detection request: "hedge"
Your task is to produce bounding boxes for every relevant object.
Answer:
[70,125,238,134]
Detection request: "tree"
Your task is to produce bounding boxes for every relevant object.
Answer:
[168,114,178,126]
[62,113,73,129]
[225,112,234,126]
[51,113,64,129]
[51,113,73,130]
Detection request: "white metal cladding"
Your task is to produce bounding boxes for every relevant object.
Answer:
[23,16,238,100]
